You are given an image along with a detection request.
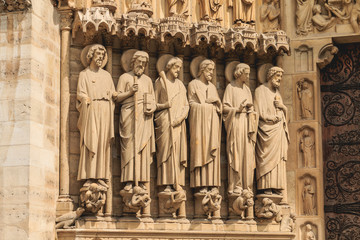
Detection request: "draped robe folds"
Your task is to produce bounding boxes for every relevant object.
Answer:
[232,0,255,23]
[117,72,156,183]
[296,0,314,34]
[77,68,115,181]
[223,83,257,192]
[200,0,223,19]
[303,184,315,215]
[254,85,289,190]
[154,77,189,186]
[300,89,313,118]
[188,79,221,188]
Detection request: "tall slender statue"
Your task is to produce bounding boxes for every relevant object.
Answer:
[188,59,222,191]
[229,0,256,25]
[254,66,289,202]
[302,178,316,215]
[296,0,315,35]
[200,0,224,21]
[223,63,257,219]
[297,80,313,119]
[167,0,188,16]
[155,57,189,191]
[77,44,116,214]
[115,50,156,217]
[260,0,281,32]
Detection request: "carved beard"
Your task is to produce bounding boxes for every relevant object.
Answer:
[134,66,144,76]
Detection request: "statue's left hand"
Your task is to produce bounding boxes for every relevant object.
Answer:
[112,92,118,100]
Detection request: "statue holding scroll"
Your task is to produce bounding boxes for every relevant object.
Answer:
[254,66,289,200]
[114,50,156,216]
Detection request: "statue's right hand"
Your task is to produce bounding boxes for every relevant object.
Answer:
[85,97,91,105]
[164,101,172,109]
[130,83,138,94]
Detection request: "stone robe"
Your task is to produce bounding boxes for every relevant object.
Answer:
[231,0,255,23]
[223,83,257,192]
[303,183,315,215]
[188,79,221,188]
[154,77,189,186]
[299,88,313,119]
[117,72,156,183]
[77,68,115,181]
[296,0,314,34]
[254,84,289,190]
[200,0,223,20]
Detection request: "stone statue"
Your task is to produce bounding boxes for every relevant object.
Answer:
[188,59,221,191]
[229,0,255,25]
[325,0,353,22]
[199,0,224,21]
[77,44,116,185]
[311,4,336,32]
[223,63,257,195]
[122,186,151,213]
[79,180,108,214]
[296,0,314,35]
[229,187,254,218]
[305,224,316,240]
[350,0,360,32]
[162,187,187,216]
[202,187,223,219]
[297,80,313,119]
[254,66,289,199]
[55,207,85,229]
[154,57,189,192]
[260,0,281,32]
[280,213,296,232]
[115,51,156,215]
[167,0,188,16]
[302,178,316,215]
[255,197,282,222]
[300,130,315,168]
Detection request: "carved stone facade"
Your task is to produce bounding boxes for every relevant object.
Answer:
[2,0,360,240]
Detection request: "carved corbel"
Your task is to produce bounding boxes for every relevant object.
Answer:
[317,44,339,70]
[120,11,157,38]
[0,0,31,12]
[259,30,290,56]
[224,27,258,53]
[190,21,224,48]
[158,16,190,46]
[92,0,117,12]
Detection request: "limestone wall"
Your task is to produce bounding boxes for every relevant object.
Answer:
[0,0,61,239]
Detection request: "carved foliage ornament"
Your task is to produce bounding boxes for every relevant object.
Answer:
[0,0,31,12]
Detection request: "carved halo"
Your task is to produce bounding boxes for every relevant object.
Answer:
[257,63,273,84]
[225,61,240,82]
[80,44,108,68]
[120,49,138,72]
[190,56,207,78]
[156,54,174,73]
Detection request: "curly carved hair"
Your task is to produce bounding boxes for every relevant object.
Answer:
[266,66,284,82]
[86,44,107,65]
[197,59,215,78]
[165,57,183,72]
[130,51,149,71]
[234,63,250,80]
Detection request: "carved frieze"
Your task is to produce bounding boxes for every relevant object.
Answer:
[190,21,224,48]
[225,27,258,52]
[0,0,31,12]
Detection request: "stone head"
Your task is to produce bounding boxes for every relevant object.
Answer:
[306,224,312,231]
[87,44,107,68]
[165,57,183,79]
[131,51,149,76]
[313,4,321,14]
[303,129,310,137]
[234,63,250,84]
[267,66,284,89]
[198,59,215,82]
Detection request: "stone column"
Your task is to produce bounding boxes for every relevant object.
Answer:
[104,35,113,217]
[56,10,74,216]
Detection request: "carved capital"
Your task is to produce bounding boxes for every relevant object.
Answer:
[60,11,73,31]
[0,0,32,13]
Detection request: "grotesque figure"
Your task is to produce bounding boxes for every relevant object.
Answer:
[255,197,282,222]
[122,186,152,213]
[162,186,187,217]
[254,66,289,202]
[202,187,223,219]
[79,181,108,214]
[230,188,254,218]
[55,208,85,229]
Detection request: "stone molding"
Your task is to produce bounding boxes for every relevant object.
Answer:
[0,0,31,13]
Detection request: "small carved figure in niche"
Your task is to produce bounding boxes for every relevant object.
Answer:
[260,0,281,32]
[312,4,337,31]
[325,0,353,22]
[77,44,116,186]
[255,197,282,222]
[199,0,224,21]
[55,207,85,229]
[202,187,223,219]
[229,0,255,25]
[297,80,313,119]
[305,224,316,240]
[79,181,108,214]
[167,0,188,17]
[300,130,315,168]
[296,0,315,35]
[350,0,360,32]
[223,63,257,198]
[163,186,187,217]
[188,59,222,192]
[155,57,189,193]
[254,67,289,201]
[115,50,156,215]
[229,187,254,218]
[280,213,296,232]
[302,178,316,215]
[122,186,151,213]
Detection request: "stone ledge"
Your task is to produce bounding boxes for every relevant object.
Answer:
[57,229,295,240]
